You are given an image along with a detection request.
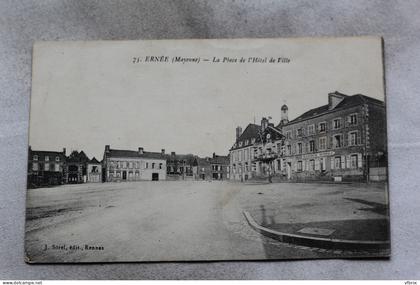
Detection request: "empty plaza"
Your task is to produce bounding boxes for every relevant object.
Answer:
[25,181,389,262]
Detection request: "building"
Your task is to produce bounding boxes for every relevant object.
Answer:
[87,157,102,183]
[66,150,90,183]
[102,145,167,182]
[229,124,261,181]
[251,117,284,180]
[27,146,66,188]
[165,151,197,180]
[229,91,388,183]
[195,153,230,180]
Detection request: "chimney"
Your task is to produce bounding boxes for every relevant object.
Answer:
[261,117,268,132]
[171,151,176,156]
[161,149,165,155]
[328,91,347,110]
[236,126,242,140]
[213,152,216,158]
[105,145,110,153]
[138,147,144,154]
[63,147,66,155]
[281,104,289,124]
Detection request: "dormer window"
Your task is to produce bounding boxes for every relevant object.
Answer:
[251,138,255,144]
[238,141,243,147]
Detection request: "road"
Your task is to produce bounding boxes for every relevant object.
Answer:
[25,180,388,262]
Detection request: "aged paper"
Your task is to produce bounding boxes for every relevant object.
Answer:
[26,37,389,263]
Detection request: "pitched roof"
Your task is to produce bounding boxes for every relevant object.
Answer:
[67,150,90,163]
[89,157,100,164]
[231,123,261,150]
[107,148,165,160]
[287,94,384,124]
[164,153,197,164]
[210,155,229,164]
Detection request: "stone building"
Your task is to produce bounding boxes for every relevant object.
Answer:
[87,157,102,183]
[280,92,387,182]
[194,153,230,180]
[229,91,387,183]
[102,145,167,182]
[251,117,284,179]
[165,151,197,180]
[27,146,66,188]
[66,150,90,183]
[229,124,261,181]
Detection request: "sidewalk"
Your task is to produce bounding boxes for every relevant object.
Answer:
[237,182,390,251]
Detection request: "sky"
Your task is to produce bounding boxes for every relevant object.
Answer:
[29,38,384,159]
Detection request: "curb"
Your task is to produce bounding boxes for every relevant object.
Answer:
[243,211,390,250]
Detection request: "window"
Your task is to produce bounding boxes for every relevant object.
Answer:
[334,157,341,169]
[296,128,303,137]
[350,154,358,168]
[159,163,162,169]
[349,114,357,125]
[297,143,302,154]
[277,143,281,153]
[123,161,127,168]
[44,163,50,171]
[33,155,38,161]
[319,122,326,132]
[251,138,255,144]
[128,162,133,168]
[245,140,248,146]
[309,159,315,171]
[55,163,60,172]
[135,162,139,168]
[349,132,358,146]
[333,118,341,129]
[245,162,249,172]
[308,124,315,135]
[287,145,291,155]
[319,137,327,150]
[286,131,292,139]
[297,161,303,172]
[45,156,49,162]
[334,135,342,148]
[32,162,38,171]
[146,162,149,169]
[238,141,243,147]
[309,140,315,152]
[152,163,155,169]
[55,156,60,162]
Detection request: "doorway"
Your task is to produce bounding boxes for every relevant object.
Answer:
[122,171,127,180]
[152,173,159,181]
[286,162,292,179]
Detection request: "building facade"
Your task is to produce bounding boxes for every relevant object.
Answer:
[66,150,90,183]
[229,92,387,183]
[195,153,230,180]
[87,157,102,183]
[229,124,260,181]
[165,151,197,180]
[27,146,66,188]
[102,145,167,182]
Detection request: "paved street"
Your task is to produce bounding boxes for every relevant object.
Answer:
[25,181,389,262]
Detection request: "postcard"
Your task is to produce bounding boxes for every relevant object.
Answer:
[25,37,389,262]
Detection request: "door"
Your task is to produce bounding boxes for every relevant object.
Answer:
[122,171,127,180]
[152,173,159,181]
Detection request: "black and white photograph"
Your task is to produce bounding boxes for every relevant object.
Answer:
[25,37,390,263]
